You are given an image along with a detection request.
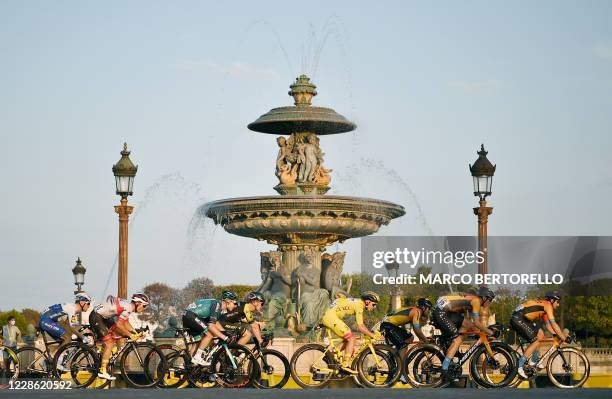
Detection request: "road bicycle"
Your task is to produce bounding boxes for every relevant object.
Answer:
[505,334,590,389]
[157,327,258,388]
[14,325,94,385]
[289,324,401,388]
[405,324,517,388]
[66,325,166,389]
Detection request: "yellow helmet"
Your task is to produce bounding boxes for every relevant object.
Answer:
[361,291,380,303]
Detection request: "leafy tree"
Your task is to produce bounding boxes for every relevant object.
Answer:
[179,277,215,308]
[21,308,41,329]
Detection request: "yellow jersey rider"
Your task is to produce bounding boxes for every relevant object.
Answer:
[510,291,569,378]
[379,298,432,357]
[321,291,381,374]
[432,287,495,379]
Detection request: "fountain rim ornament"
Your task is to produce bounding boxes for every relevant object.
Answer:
[247,74,356,135]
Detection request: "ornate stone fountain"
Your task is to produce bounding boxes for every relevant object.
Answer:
[205,75,405,334]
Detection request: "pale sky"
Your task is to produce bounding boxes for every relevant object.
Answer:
[1,1,611,310]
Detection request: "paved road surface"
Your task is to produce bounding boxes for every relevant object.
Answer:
[1,389,612,399]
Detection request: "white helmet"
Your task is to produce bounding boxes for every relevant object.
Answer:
[75,292,92,303]
[131,292,150,305]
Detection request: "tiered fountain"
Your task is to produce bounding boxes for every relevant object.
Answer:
[205,75,405,334]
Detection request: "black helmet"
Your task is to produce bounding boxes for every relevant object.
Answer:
[221,290,238,302]
[476,287,495,301]
[246,291,265,304]
[417,298,433,309]
[545,291,562,302]
[361,291,380,303]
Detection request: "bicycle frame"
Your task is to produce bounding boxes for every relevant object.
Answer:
[516,336,562,370]
[452,331,497,367]
[312,328,382,374]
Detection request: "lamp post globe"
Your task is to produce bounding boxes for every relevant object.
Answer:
[469,144,496,201]
[72,257,86,294]
[112,143,138,198]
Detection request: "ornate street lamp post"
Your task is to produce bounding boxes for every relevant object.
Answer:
[385,261,401,312]
[469,144,496,276]
[72,257,86,295]
[112,143,138,299]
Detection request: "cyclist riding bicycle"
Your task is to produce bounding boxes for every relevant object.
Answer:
[510,291,569,379]
[182,290,239,366]
[89,292,150,380]
[39,292,92,372]
[432,287,495,380]
[379,297,433,357]
[219,291,265,347]
[321,291,382,375]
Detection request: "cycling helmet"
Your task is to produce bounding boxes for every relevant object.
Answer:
[361,291,380,303]
[75,292,92,303]
[417,298,433,309]
[245,291,265,304]
[476,286,495,301]
[545,291,562,302]
[221,290,238,302]
[131,293,150,305]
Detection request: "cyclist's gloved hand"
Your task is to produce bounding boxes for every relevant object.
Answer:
[129,332,142,341]
[223,334,237,344]
[373,331,384,341]
[565,335,572,344]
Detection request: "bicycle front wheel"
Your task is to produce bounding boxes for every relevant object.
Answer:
[120,343,167,388]
[356,344,401,388]
[253,348,290,389]
[1,347,19,384]
[547,347,590,388]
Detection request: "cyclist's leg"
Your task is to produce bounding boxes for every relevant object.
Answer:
[89,312,116,379]
[433,309,463,372]
[322,314,355,372]
[510,314,539,376]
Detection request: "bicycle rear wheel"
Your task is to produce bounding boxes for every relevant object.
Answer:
[120,342,167,388]
[547,347,590,388]
[15,346,51,379]
[253,348,290,389]
[159,350,190,388]
[404,344,446,388]
[470,342,517,388]
[54,342,99,388]
[211,344,258,388]
[290,343,335,388]
[356,344,401,388]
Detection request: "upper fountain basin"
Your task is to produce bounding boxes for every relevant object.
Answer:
[204,195,405,246]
